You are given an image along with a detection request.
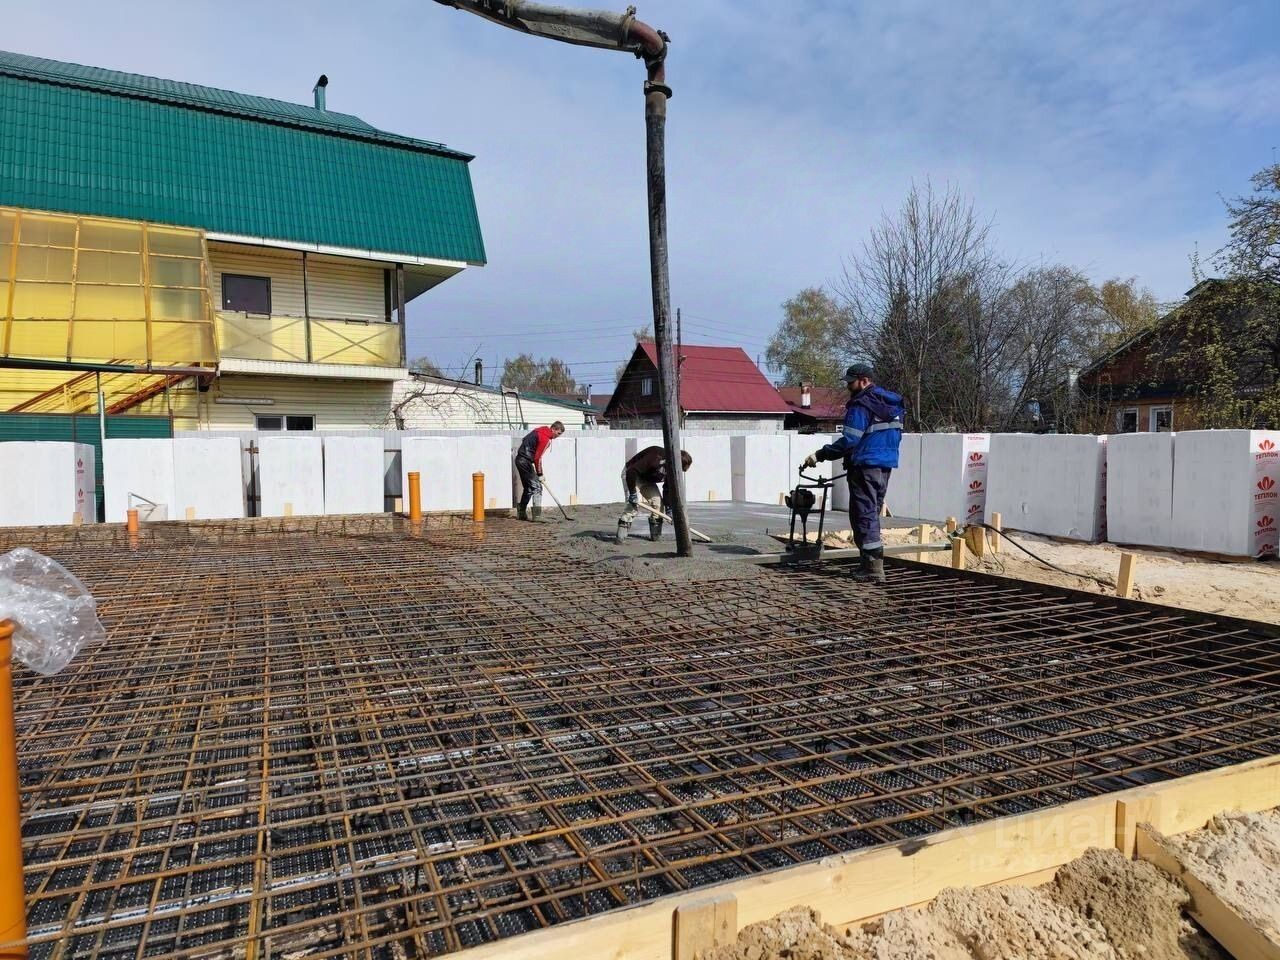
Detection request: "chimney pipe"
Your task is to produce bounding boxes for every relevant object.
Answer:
[800,382,812,409]
[313,74,328,111]
[474,359,483,385]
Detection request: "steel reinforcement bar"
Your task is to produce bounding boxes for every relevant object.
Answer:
[2,516,1279,959]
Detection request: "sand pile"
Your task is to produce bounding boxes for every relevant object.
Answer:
[1165,807,1280,942]
[704,848,1224,960]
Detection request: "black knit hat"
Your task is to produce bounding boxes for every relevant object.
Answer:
[843,362,874,383]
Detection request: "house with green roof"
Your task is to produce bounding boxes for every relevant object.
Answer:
[0,50,487,430]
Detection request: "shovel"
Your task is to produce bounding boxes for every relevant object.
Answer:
[539,478,574,522]
[634,501,713,543]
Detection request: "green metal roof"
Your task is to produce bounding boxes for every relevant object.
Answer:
[0,50,486,264]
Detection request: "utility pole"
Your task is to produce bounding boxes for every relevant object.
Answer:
[433,0,693,557]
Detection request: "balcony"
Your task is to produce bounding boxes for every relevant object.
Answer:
[215,312,403,368]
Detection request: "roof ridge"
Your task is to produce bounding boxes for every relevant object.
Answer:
[0,49,472,161]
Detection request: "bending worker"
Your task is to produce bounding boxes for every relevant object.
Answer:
[802,363,904,582]
[514,420,564,521]
[617,445,692,543]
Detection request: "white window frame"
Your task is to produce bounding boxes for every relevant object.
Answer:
[640,377,654,397]
[256,414,315,432]
[1117,407,1139,433]
[1149,405,1173,432]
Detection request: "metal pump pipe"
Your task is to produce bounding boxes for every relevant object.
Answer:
[432,1,692,556]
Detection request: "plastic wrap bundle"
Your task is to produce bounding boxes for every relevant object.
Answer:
[0,548,104,675]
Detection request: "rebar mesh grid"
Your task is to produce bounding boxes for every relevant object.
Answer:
[4,515,1279,959]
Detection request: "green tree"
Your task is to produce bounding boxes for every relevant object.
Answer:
[1076,277,1160,361]
[501,353,579,394]
[764,288,849,386]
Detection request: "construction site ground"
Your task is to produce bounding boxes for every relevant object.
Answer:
[4,505,1280,959]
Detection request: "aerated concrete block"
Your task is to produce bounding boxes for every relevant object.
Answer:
[0,442,95,526]
[1106,433,1174,548]
[575,436,628,504]
[103,439,175,523]
[322,436,385,515]
[1171,430,1280,556]
[918,434,990,525]
[681,435,732,502]
[402,436,514,513]
[731,435,792,504]
[884,434,923,520]
[259,436,324,518]
[173,438,245,519]
[985,434,1107,541]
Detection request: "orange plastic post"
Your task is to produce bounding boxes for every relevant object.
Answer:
[472,473,485,523]
[407,472,422,524]
[126,509,139,534]
[0,621,28,958]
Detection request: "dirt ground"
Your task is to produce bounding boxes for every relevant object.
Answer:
[1165,806,1280,944]
[874,525,1279,625]
[704,847,1226,960]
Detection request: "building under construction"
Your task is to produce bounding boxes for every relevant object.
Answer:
[5,515,1279,959]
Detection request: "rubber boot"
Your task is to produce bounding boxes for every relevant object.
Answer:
[615,521,630,544]
[516,503,527,521]
[649,518,663,542]
[869,556,886,584]
[530,505,542,522]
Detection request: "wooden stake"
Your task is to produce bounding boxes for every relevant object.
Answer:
[945,516,957,534]
[951,537,966,570]
[966,525,985,559]
[990,512,1002,553]
[708,490,717,502]
[916,524,929,563]
[673,894,737,960]
[185,506,196,522]
[1116,553,1136,599]
[283,502,294,518]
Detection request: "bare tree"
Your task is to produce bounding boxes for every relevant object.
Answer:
[835,181,1007,429]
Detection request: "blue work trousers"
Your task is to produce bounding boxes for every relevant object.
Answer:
[848,466,892,554]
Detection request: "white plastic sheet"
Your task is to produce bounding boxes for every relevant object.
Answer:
[0,549,104,675]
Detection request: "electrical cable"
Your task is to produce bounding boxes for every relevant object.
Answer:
[960,522,1115,589]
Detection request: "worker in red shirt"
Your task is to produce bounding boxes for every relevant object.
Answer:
[514,421,565,520]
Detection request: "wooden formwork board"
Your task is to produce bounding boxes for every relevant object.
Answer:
[456,754,1280,960]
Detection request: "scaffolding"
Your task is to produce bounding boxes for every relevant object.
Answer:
[4,516,1279,958]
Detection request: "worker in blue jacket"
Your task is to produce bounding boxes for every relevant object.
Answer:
[801,363,905,582]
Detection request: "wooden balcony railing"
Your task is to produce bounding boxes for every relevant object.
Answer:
[215,313,402,367]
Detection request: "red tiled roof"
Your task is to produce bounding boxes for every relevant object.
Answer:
[777,386,848,420]
[638,342,791,414]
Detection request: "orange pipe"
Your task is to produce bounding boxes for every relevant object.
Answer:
[407,472,422,524]
[126,509,138,534]
[472,472,485,523]
[0,622,27,959]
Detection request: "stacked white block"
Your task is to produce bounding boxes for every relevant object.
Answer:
[0,442,96,526]
[103,439,175,522]
[173,438,245,519]
[731,435,791,504]
[259,436,324,517]
[918,434,990,525]
[402,436,514,512]
[322,436,385,515]
[575,435,627,504]
[681,435,732,502]
[1105,433,1174,548]
[883,434,923,519]
[1171,430,1280,556]
[512,436,576,506]
[985,434,1107,541]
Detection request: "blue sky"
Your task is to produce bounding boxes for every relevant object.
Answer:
[6,0,1278,390]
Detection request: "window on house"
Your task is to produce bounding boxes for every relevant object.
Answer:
[256,415,315,431]
[1150,406,1173,432]
[641,377,654,397]
[222,274,272,314]
[1118,408,1139,433]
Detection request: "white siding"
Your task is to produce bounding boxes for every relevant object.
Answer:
[208,243,386,322]
[307,257,385,321]
[205,375,395,430]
